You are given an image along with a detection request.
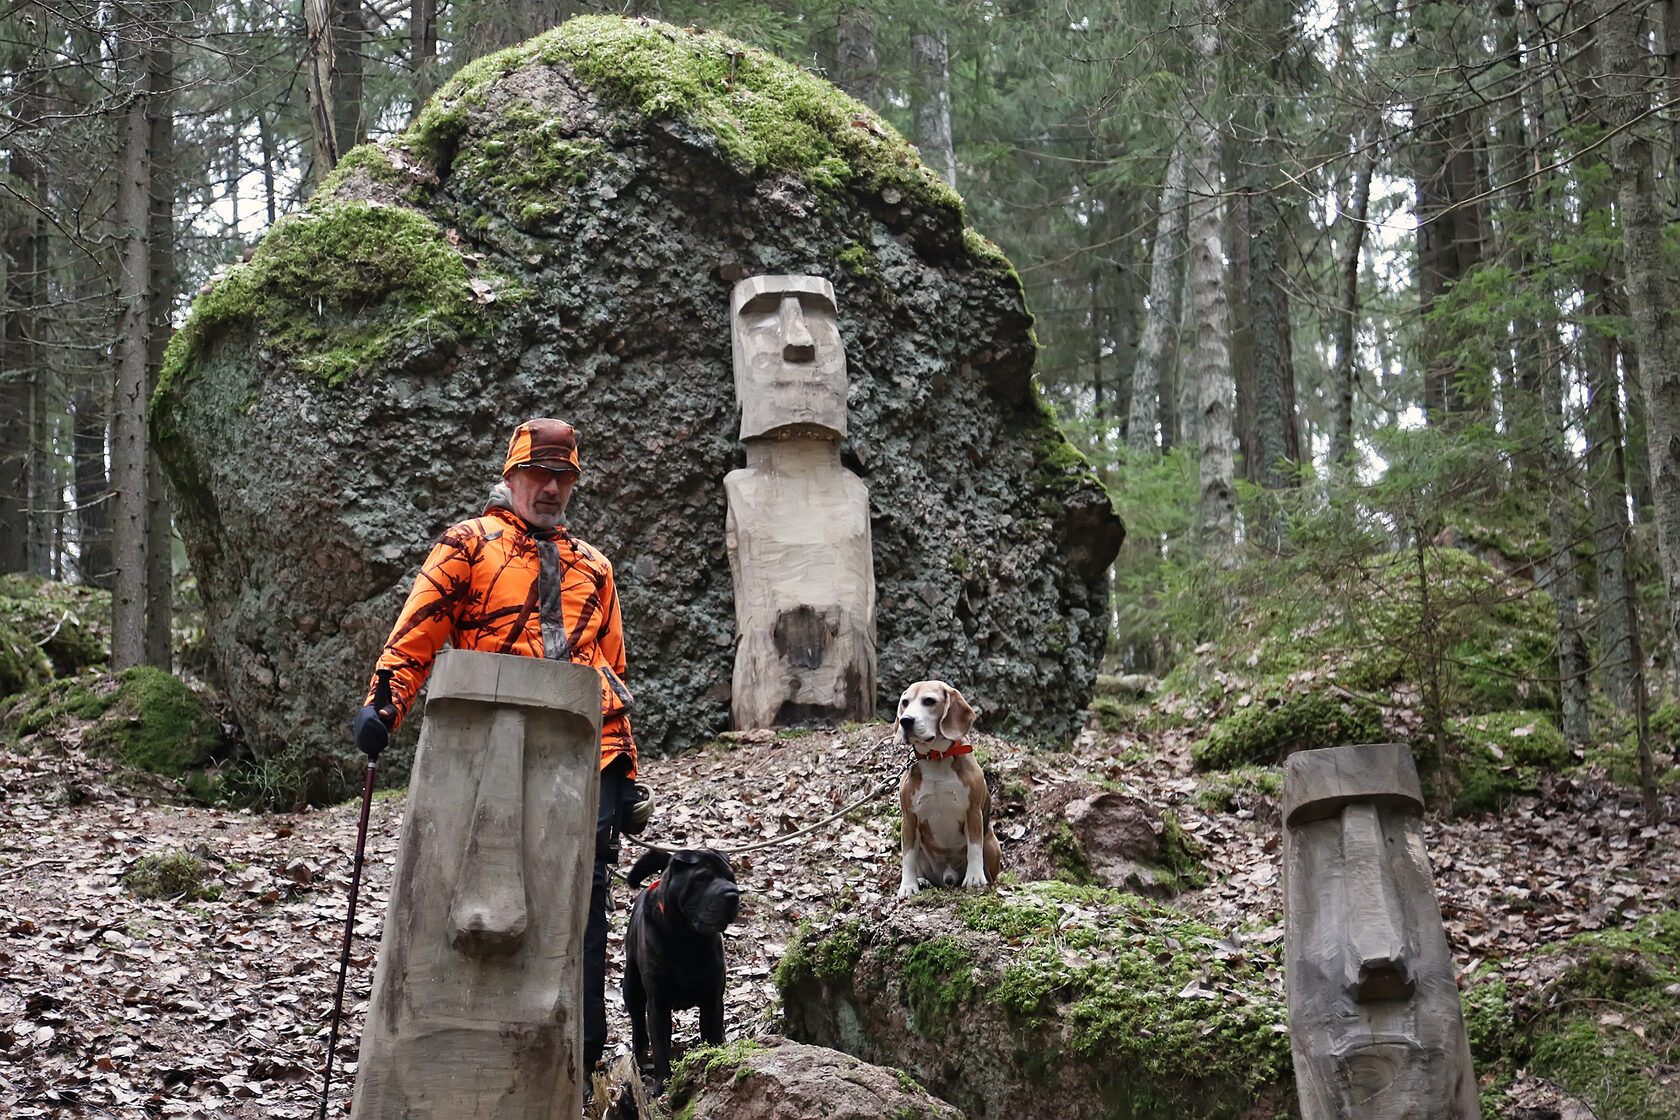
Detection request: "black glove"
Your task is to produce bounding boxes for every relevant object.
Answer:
[620,782,654,835]
[354,704,391,759]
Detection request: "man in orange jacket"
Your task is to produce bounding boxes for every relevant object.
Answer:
[354,416,644,1076]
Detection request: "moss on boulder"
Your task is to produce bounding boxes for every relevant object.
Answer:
[778,881,1291,1119]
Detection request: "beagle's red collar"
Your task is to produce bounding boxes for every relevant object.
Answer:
[918,740,971,762]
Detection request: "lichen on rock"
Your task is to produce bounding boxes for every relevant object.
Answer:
[150,14,1121,794]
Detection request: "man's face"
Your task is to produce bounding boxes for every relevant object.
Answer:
[505,465,577,530]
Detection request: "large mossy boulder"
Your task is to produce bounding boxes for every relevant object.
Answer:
[776,882,1294,1119]
[150,16,1122,781]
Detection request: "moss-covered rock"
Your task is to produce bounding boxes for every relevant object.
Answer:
[2,667,221,780]
[0,618,52,700]
[668,1037,963,1120]
[779,882,1292,1119]
[122,849,222,901]
[1447,710,1569,815]
[0,574,110,680]
[151,14,1121,793]
[1192,684,1384,770]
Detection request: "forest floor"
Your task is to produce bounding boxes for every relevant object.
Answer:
[1,710,1676,1119]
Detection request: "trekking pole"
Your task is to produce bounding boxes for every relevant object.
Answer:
[318,668,391,1120]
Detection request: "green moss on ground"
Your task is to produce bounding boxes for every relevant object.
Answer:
[123,849,221,901]
[1505,912,1680,1120]
[154,200,499,401]
[1162,548,1557,718]
[1193,765,1283,814]
[1448,710,1569,814]
[1192,685,1383,770]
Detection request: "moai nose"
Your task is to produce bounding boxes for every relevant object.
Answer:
[780,294,816,362]
[448,708,530,959]
[1340,803,1415,1001]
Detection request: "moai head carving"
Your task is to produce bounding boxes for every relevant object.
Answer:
[1282,743,1479,1120]
[351,651,602,1120]
[731,274,847,441]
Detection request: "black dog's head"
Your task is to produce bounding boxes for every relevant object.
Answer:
[628,847,740,935]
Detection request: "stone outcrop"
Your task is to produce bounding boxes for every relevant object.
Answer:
[776,882,1294,1119]
[668,1038,964,1120]
[150,16,1122,787]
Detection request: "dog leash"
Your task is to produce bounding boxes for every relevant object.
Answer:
[625,747,918,856]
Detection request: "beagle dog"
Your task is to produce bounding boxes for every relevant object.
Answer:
[895,680,1001,899]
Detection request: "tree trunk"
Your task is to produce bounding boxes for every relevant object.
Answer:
[1603,0,1671,819]
[332,0,367,156]
[73,377,112,587]
[1415,0,1489,424]
[303,0,341,182]
[1,38,47,574]
[411,0,440,120]
[145,7,177,669]
[910,30,956,188]
[111,7,153,671]
[836,8,882,110]
[1247,111,1300,551]
[1128,143,1188,456]
[1329,140,1376,469]
[1188,6,1234,560]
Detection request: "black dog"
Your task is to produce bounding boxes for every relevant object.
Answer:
[623,847,741,1088]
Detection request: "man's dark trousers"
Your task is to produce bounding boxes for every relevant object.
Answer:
[584,753,632,1072]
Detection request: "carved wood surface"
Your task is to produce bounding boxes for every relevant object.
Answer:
[1283,742,1480,1120]
[350,651,602,1119]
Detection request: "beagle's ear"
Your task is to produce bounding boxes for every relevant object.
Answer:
[938,685,975,741]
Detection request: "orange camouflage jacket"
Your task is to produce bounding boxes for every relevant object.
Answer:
[364,491,635,774]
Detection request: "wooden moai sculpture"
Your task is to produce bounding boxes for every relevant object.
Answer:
[350,651,602,1119]
[1283,742,1480,1120]
[725,274,877,729]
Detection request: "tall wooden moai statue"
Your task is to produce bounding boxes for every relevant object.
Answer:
[1283,742,1480,1120]
[725,275,877,729]
[350,651,602,1119]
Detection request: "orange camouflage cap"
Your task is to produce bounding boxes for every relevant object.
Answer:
[502,418,581,477]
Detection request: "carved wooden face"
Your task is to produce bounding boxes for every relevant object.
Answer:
[1284,756,1479,1119]
[730,274,847,441]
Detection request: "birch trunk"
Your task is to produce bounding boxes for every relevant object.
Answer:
[1188,7,1233,560]
[1128,143,1189,456]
